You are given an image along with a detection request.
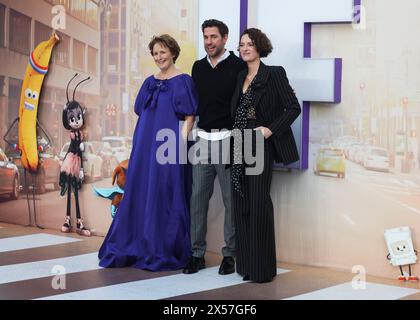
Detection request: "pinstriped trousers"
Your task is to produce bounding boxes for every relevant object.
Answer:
[189,137,235,258]
[233,124,277,283]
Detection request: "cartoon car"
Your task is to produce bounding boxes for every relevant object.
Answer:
[314,148,346,178]
[101,136,131,163]
[6,138,60,194]
[91,141,119,178]
[0,147,20,200]
[363,146,390,172]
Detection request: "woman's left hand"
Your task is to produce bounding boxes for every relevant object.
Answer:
[254,126,273,139]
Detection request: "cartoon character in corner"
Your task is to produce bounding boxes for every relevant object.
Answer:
[385,227,418,282]
[93,160,128,218]
[59,74,91,237]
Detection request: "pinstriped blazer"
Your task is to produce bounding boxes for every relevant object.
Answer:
[231,62,301,165]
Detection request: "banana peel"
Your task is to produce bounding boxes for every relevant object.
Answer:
[18,33,59,173]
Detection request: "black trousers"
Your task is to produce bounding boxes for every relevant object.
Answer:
[233,120,277,283]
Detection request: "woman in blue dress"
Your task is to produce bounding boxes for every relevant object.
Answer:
[98,34,197,271]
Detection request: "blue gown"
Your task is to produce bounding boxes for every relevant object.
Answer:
[98,74,197,271]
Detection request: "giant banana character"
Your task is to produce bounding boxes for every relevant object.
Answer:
[3,33,59,229]
[18,33,59,172]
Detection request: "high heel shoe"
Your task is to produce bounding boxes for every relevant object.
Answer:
[76,219,91,237]
[61,216,71,233]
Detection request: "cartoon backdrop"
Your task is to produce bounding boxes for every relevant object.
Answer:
[1,0,420,280]
[0,0,198,243]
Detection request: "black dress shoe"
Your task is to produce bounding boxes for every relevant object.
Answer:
[242,275,250,281]
[182,256,205,274]
[218,256,235,275]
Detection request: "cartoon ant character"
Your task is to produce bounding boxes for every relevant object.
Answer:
[93,160,128,218]
[385,227,419,282]
[59,74,91,236]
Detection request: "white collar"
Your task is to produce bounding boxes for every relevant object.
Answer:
[207,50,230,68]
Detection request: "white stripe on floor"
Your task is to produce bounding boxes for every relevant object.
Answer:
[0,234,81,253]
[0,252,99,284]
[403,180,419,188]
[38,267,290,300]
[285,281,420,300]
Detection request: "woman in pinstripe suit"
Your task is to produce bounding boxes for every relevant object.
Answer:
[231,28,301,283]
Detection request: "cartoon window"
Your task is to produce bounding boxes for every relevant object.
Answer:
[88,46,98,75]
[0,4,5,48]
[54,32,70,67]
[73,39,86,71]
[70,0,86,23]
[51,0,71,11]
[35,21,53,50]
[86,0,98,29]
[0,76,4,97]
[109,6,119,29]
[9,9,31,55]
[8,78,22,125]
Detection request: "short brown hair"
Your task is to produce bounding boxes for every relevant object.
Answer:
[148,34,181,63]
[240,28,273,58]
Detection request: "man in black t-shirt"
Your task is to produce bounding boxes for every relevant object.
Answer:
[183,19,246,275]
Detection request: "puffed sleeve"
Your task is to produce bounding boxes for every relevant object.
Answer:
[134,76,151,116]
[172,75,198,120]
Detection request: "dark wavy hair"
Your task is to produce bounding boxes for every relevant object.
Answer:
[240,28,273,58]
[201,19,229,38]
[148,34,181,63]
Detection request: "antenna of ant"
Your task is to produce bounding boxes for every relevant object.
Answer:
[66,73,79,103]
[72,76,91,101]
